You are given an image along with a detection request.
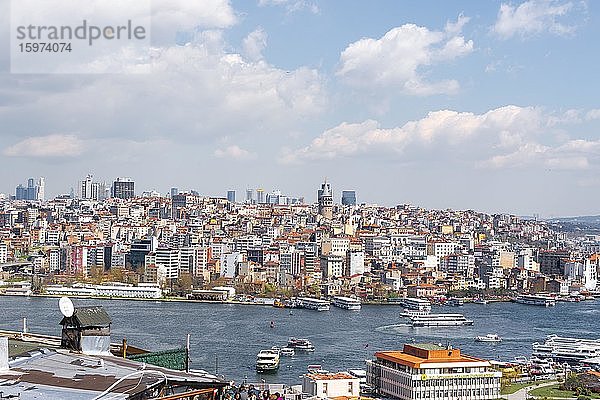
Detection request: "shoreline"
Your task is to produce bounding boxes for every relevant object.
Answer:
[0,292,516,307]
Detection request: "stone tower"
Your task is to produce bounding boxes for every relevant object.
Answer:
[318,179,333,219]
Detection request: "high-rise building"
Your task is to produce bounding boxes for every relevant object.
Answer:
[170,187,179,198]
[26,178,36,201]
[317,179,333,219]
[227,190,236,203]
[245,188,253,204]
[256,188,265,204]
[112,177,135,199]
[341,190,357,206]
[80,174,94,199]
[15,184,26,200]
[37,177,45,201]
[15,177,43,201]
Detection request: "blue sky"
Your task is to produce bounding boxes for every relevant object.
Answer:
[0,0,599,217]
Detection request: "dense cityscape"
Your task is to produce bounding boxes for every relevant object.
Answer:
[1,175,599,301]
[3,0,600,397]
[2,174,600,399]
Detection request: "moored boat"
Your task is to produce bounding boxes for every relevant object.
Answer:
[332,296,362,310]
[297,297,331,311]
[514,294,556,307]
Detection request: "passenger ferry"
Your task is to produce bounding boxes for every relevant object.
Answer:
[400,308,431,318]
[514,294,556,307]
[409,313,474,327]
[297,297,331,311]
[396,297,432,312]
[332,296,362,310]
[532,335,600,364]
[256,349,280,373]
[287,337,315,352]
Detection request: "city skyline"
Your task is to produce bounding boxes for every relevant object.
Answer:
[1,1,599,217]
[4,173,600,218]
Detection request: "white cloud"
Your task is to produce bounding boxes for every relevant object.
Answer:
[214,145,256,160]
[485,139,600,170]
[258,0,319,14]
[3,134,85,158]
[152,0,237,44]
[336,17,473,95]
[283,105,545,163]
[243,28,268,61]
[0,32,326,146]
[282,105,600,171]
[586,109,600,120]
[493,0,577,39]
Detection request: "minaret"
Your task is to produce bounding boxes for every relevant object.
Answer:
[318,179,333,219]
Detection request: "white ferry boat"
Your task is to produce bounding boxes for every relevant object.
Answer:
[515,294,556,307]
[410,313,474,327]
[287,337,315,352]
[400,308,431,318]
[332,296,362,310]
[475,334,502,342]
[532,335,600,364]
[256,349,280,373]
[297,297,331,311]
[397,297,432,312]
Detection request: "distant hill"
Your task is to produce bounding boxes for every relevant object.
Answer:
[547,215,600,223]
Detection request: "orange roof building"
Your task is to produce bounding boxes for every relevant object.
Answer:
[366,343,501,400]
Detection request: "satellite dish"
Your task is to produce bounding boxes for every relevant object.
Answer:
[59,297,74,317]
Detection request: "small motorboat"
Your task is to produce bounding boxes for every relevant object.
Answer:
[280,347,295,356]
[475,334,502,342]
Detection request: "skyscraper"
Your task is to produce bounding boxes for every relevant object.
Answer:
[112,177,135,199]
[256,188,265,204]
[318,179,333,219]
[245,188,253,204]
[37,177,45,201]
[341,190,357,206]
[227,190,236,203]
[80,174,94,199]
[15,184,26,200]
[15,177,43,201]
[26,178,36,201]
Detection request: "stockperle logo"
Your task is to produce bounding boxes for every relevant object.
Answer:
[11,0,151,74]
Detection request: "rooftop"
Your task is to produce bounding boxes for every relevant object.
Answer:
[374,343,490,369]
[306,372,355,381]
[0,347,225,399]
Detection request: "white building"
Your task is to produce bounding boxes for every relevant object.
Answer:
[0,243,7,264]
[367,343,501,400]
[302,372,360,399]
[346,251,365,276]
[155,247,180,280]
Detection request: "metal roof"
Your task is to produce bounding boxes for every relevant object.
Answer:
[0,347,225,399]
[60,306,112,328]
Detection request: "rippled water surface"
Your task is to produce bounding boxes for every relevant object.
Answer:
[1,296,597,384]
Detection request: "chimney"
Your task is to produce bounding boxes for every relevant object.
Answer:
[0,336,9,370]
